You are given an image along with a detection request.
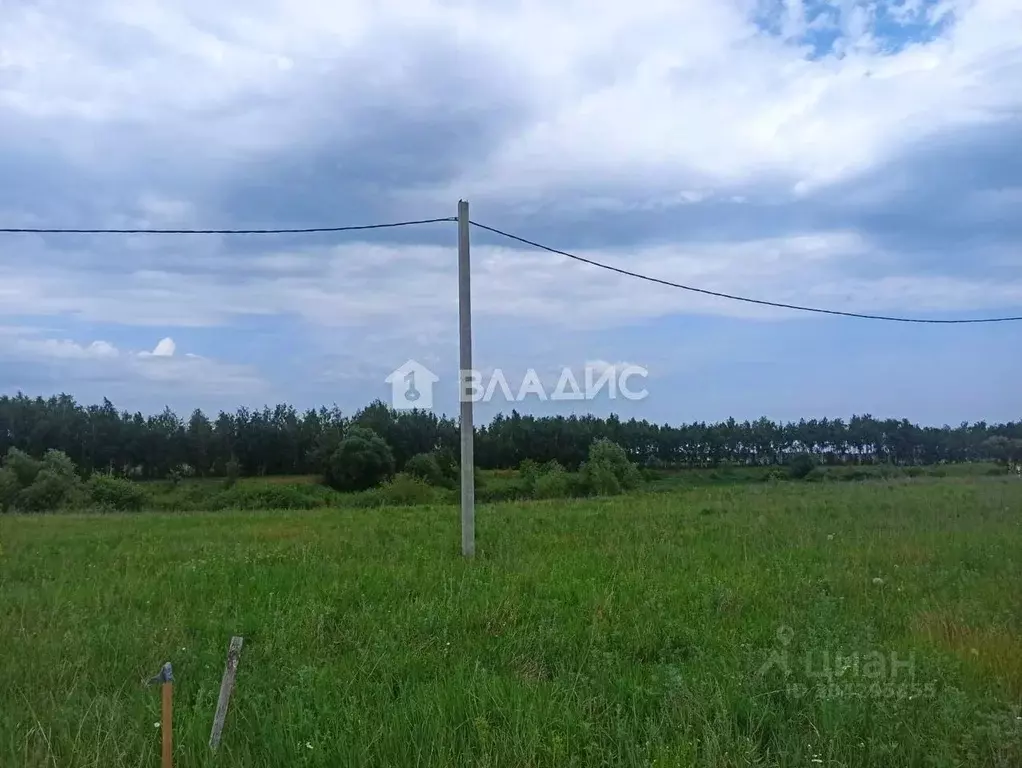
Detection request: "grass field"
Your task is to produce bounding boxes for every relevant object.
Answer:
[2,477,1021,767]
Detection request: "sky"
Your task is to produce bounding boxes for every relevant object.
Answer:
[1,0,1020,426]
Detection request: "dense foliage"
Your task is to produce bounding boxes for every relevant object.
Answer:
[1,392,1020,482]
[323,427,396,492]
[0,448,83,512]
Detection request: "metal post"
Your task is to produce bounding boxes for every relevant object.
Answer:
[458,199,475,558]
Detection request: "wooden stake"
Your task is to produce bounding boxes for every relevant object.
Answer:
[161,680,173,768]
[209,636,244,750]
[147,662,174,768]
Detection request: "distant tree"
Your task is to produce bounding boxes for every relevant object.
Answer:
[324,427,395,492]
[534,461,572,499]
[404,452,447,487]
[980,436,1022,467]
[518,458,540,496]
[5,447,42,487]
[0,468,18,512]
[583,460,622,496]
[224,457,241,489]
[2,390,1021,480]
[2,448,82,512]
[580,438,641,495]
[787,453,816,480]
[87,475,149,511]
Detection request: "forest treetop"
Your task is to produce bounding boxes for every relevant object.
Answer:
[1,392,1019,479]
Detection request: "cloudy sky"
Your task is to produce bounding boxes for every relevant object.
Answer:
[1,0,1020,425]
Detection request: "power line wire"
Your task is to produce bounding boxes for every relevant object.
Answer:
[0,217,456,235]
[470,220,1022,325]
[4,210,1019,324]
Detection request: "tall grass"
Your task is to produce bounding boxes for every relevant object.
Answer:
[2,478,1021,766]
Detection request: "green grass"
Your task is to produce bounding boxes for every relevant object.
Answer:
[2,477,1022,767]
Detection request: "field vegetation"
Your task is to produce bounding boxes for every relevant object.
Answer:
[2,393,1021,766]
[2,477,1021,766]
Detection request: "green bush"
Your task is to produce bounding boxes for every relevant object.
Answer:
[379,473,437,506]
[804,467,825,483]
[224,457,241,489]
[16,469,75,511]
[582,460,622,496]
[519,459,540,496]
[579,439,640,496]
[475,482,530,503]
[0,468,18,512]
[324,427,395,492]
[534,465,573,499]
[434,450,459,486]
[5,448,42,487]
[87,475,150,511]
[786,453,816,480]
[207,483,338,511]
[346,473,438,508]
[588,440,641,490]
[0,449,82,512]
[404,452,447,487]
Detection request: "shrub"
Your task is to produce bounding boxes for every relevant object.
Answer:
[17,469,75,511]
[534,465,573,499]
[804,467,825,483]
[87,475,150,511]
[519,459,540,496]
[208,483,337,511]
[582,460,622,496]
[224,457,241,489]
[346,473,438,508]
[579,439,640,496]
[786,453,816,480]
[324,427,395,492]
[404,452,446,487]
[0,468,18,513]
[5,448,42,487]
[434,450,459,486]
[0,449,82,512]
[42,449,79,480]
[475,483,529,503]
[379,473,437,506]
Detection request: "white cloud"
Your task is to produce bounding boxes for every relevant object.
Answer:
[2,0,1019,199]
[2,230,1021,349]
[0,331,266,396]
[13,338,121,361]
[146,337,177,357]
[1,0,1021,417]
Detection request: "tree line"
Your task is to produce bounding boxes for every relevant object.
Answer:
[1,392,1020,480]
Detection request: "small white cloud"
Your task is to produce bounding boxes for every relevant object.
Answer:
[0,329,266,398]
[13,337,122,361]
[87,340,119,358]
[149,337,176,357]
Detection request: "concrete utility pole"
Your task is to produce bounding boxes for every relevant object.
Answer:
[458,199,475,557]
